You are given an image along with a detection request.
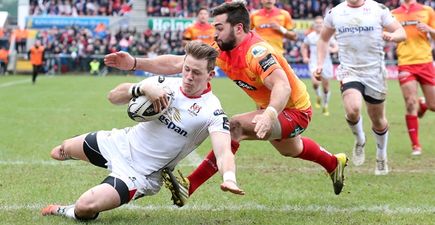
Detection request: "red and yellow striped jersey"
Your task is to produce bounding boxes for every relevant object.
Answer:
[212,32,310,110]
[392,3,435,65]
[250,7,294,55]
[183,22,215,45]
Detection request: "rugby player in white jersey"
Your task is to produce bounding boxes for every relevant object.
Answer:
[41,41,244,221]
[301,16,338,116]
[316,0,406,175]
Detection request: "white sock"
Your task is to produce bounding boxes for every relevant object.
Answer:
[323,91,330,107]
[373,128,388,160]
[315,87,321,99]
[56,204,76,219]
[346,116,365,144]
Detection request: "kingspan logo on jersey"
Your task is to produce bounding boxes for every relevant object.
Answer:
[158,114,188,137]
[337,26,374,34]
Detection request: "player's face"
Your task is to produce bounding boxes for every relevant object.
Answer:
[261,0,276,9]
[181,55,213,96]
[313,18,323,32]
[213,14,237,51]
[346,0,364,6]
[197,9,209,24]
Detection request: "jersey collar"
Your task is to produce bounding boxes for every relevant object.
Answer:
[179,82,211,99]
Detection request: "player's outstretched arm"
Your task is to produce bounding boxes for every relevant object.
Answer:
[107,83,136,105]
[210,131,245,195]
[316,26,335,80]
[104,51,185,75]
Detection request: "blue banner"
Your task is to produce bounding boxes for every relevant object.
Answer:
[26,16,109,29]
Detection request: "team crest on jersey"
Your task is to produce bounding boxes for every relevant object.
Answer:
[188,103,202,116]
[251,45,267,58]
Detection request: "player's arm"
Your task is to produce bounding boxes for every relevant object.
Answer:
[209,131,245,195]
[300,41,310,64]
[316,26,335,79]
[107,83,135,105]
[253,68,291,139]
[382,21,406,43]
[108,79,169,111]
[104,51,185,75]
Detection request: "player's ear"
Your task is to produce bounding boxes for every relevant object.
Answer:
[208,70,215,81]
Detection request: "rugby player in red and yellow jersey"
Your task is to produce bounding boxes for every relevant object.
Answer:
[250,0,297,55]
[182,7,215,46]
[392,0,435,156]
[104,2,348,207]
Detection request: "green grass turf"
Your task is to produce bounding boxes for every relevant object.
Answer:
[0,74,434,224]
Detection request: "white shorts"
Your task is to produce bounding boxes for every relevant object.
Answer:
[96,129,162,200]
[336,64,387,100]
[309,62,334,80]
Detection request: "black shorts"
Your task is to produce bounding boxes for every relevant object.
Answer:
[341,81,384,104]
[83,132,108,168]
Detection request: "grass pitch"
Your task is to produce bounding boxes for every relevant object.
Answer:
[0,74,435,225]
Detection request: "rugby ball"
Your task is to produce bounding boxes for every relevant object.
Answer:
[127,95,172,122]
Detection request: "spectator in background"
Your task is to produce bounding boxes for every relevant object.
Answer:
[14,27,28,53]
[182,7,215,47]
[28,40,46,84]
[0,46,9,74]
[89,58,100,75]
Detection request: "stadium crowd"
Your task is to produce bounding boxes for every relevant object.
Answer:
[29,0,133,16]
[0,0,432,74]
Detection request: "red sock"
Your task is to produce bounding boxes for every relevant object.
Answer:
[187,140,240,195]
[405,114,420,148]
[298,137,337,173]
[418,99,428,117]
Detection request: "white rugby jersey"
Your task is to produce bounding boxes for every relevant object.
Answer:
[324,0,395,68]
[126,76,229,175]
[303,31,334,72]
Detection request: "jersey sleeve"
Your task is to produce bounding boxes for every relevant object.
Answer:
[380,4,395,27]
[183,26,193,40]
[283,11,294,30]
[427,7,435,29]
[303,35,309,45]
[247,43,283,82]
[324,10,334,29]
[207,96,230,134]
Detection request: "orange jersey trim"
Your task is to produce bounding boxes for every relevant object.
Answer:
[213,32,310,110]
[250,8,293,55]
[183,22,215,45]
[392,3,435,65]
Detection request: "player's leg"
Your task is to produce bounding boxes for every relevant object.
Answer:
[32,65,38,84]
[341,82,366,166]
[42,176,129,220]
[400,78,422,154]
[366,99,389,175]
[311,75,322,108]
[184,111,260,197]
[321,78,331,116]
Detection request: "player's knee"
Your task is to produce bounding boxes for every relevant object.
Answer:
[426,101,435,111]
[404,96,418,112]
[229,118,243,141]
[75,198,99,217]
[346,109,360,122]
[50,143,66,160]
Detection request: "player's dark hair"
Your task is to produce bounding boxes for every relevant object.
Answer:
[184,40,218,72]
[197,7,209,16]
[211,1,250,33]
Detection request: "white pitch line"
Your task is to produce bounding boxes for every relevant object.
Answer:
[0,159,433,174]
[0,79,30,88]
[1,203,435,214]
